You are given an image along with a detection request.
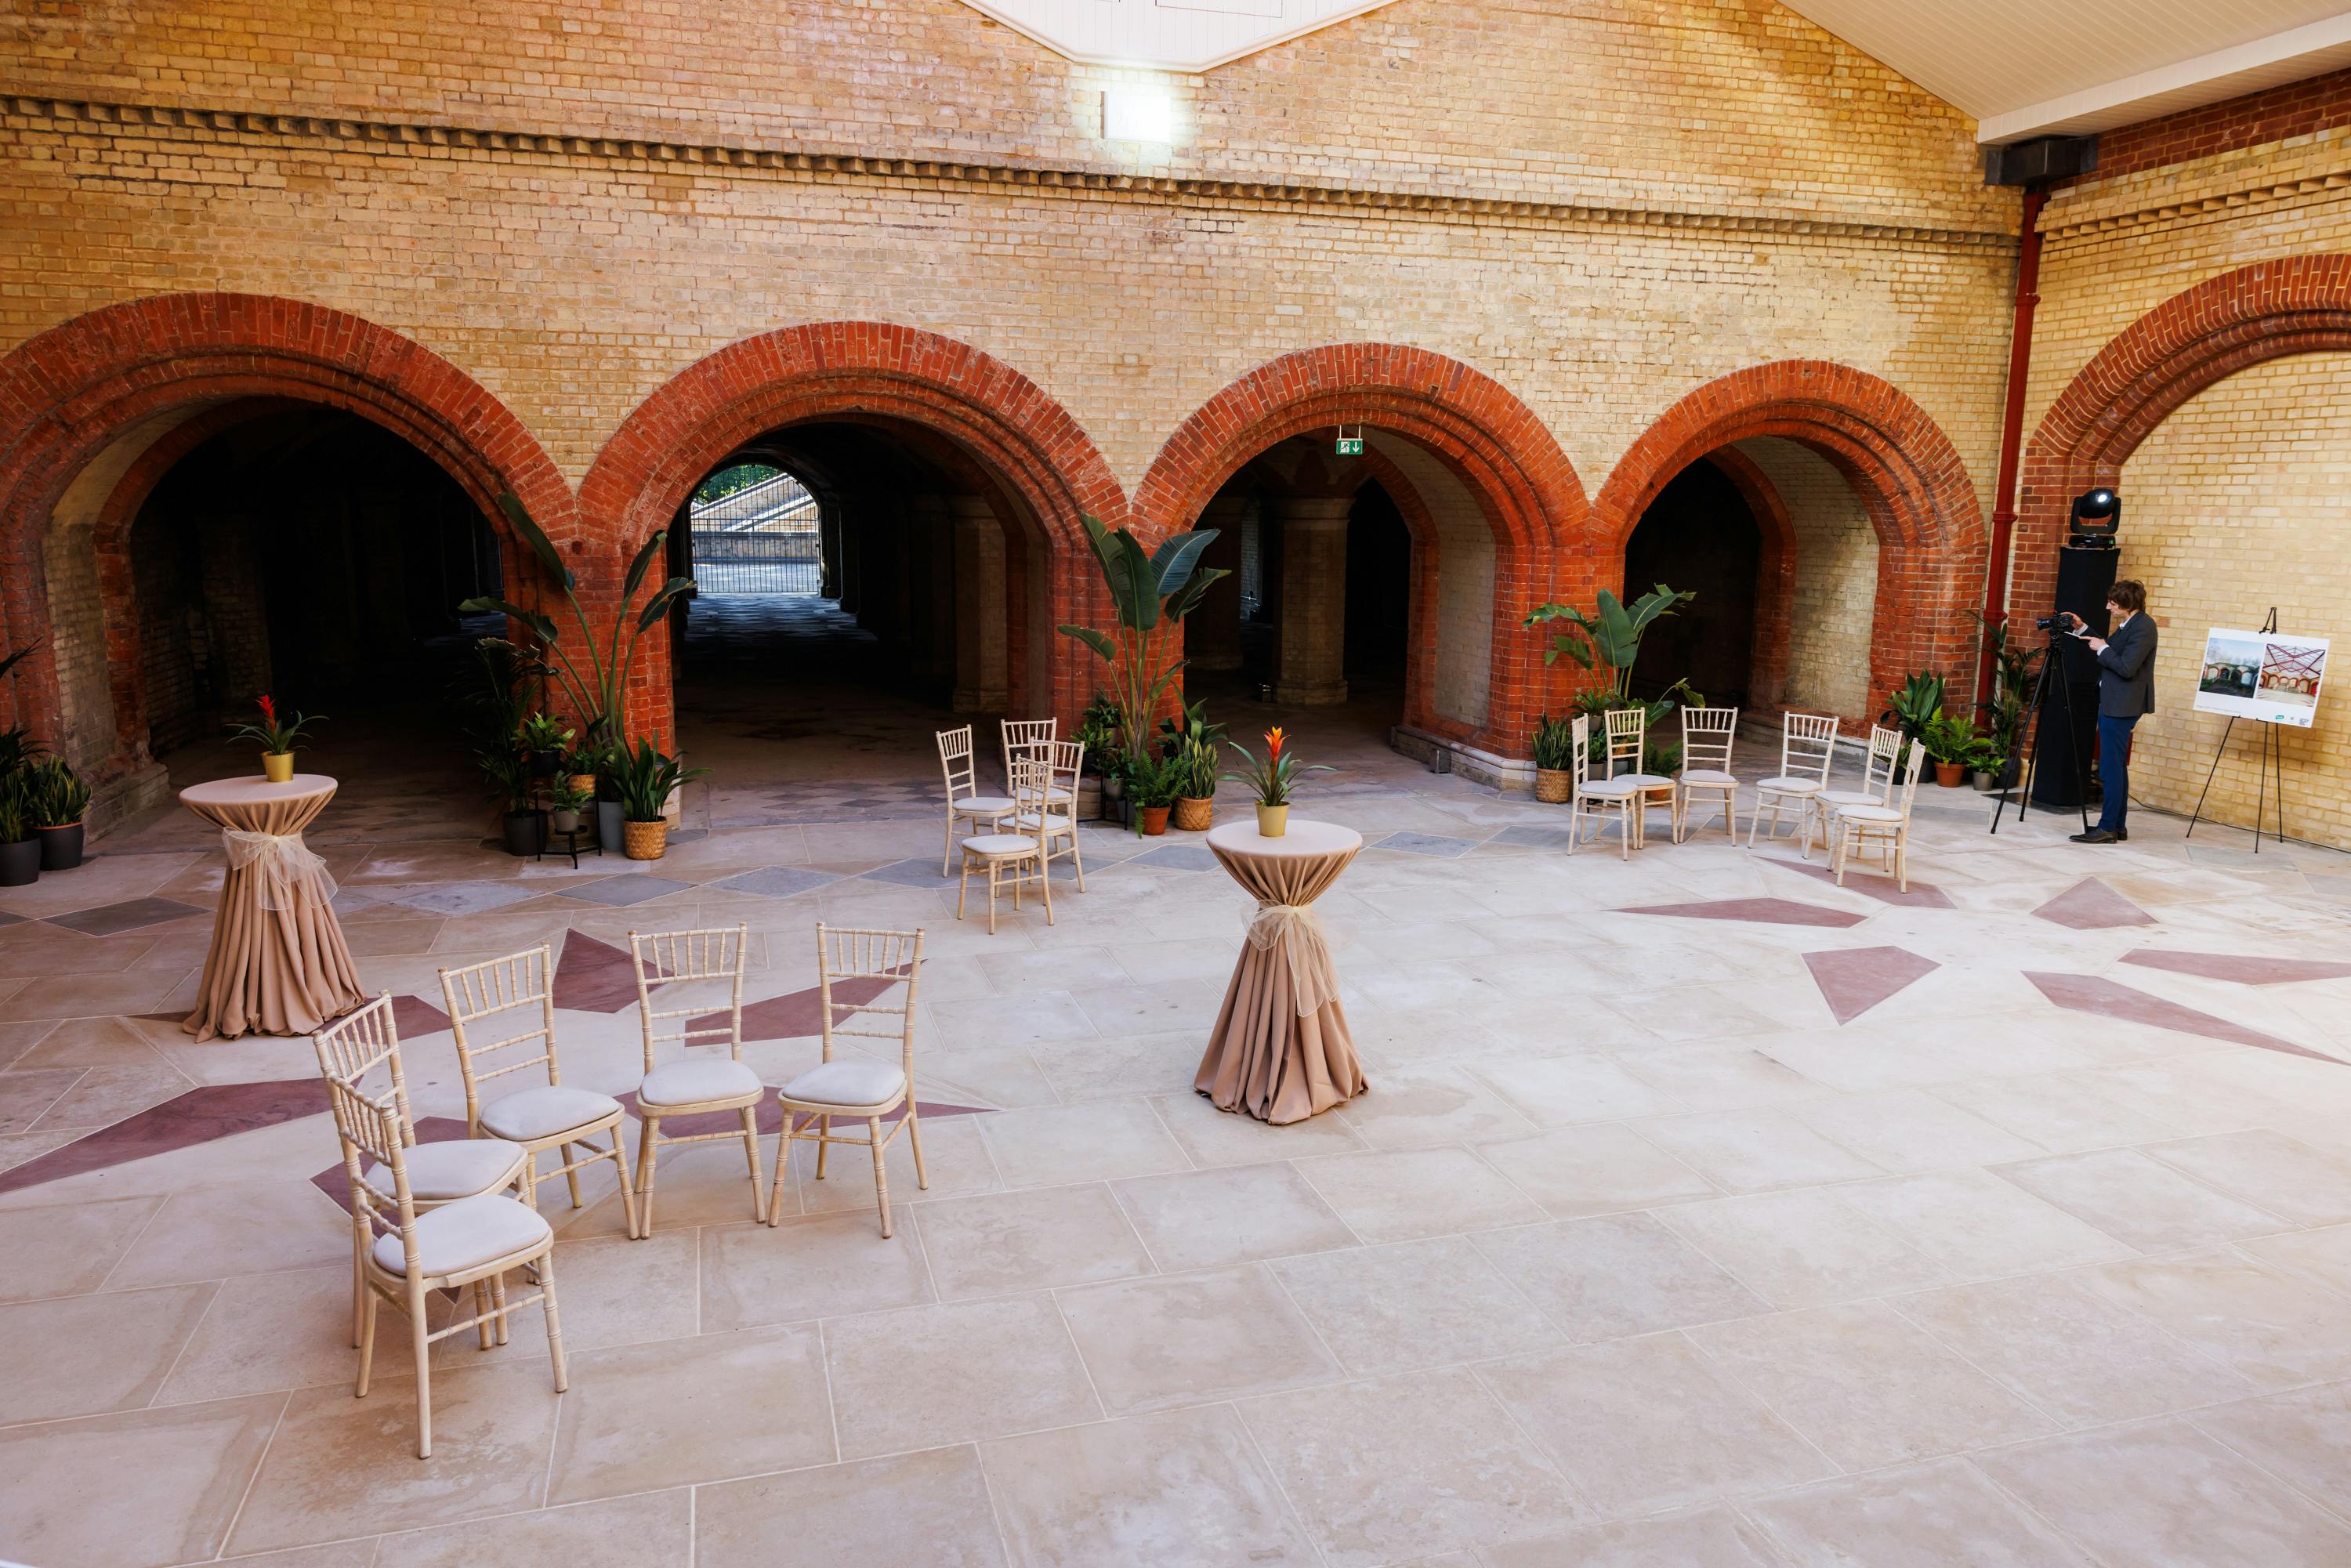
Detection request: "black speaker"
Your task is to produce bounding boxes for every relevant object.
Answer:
[2030,546,2121,806]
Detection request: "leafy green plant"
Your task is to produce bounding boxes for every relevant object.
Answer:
[1531,714,1577,772]
[26,756,90,827]
[1882,672,1947,769]
[1922,712,1978,765]
[519,713,575,759]
[1074,694,1121,777]
[1571,678,1702,775]
[461,494,697,747]
[610,738,711,824]
[0,773,30,845]
[1127,751,1182,810]
[1967,612,2041,780]
[1523,585,1696,697]
[1056,516,1230,778]
[1223,727,1334,807]
[476,747,537,814]
[225,694,321,755]
[1159,694,1224,800]
[545,778,592,814]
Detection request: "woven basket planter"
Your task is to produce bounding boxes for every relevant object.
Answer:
[1534,768,1573,804]
[623,820,670,860]
[1172,795,1215,831]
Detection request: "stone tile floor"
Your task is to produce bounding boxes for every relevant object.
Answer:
[5,718,2351,1566]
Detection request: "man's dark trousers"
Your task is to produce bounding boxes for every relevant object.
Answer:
[2096,712,2138,835]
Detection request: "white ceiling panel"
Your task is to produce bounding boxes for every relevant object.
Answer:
[953,0,1404,72]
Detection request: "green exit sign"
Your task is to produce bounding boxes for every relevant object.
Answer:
[1335,436,1363,455]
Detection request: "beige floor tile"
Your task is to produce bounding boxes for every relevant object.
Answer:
[223,1541,382,1566]
[227,1363,563,1554]
[978,1099,1192,1187]
[1475,1124,1717,1220]
[547,1323,834,1502]
[1889,1272,2255,1427]
[1744,1456,2098,1566]
[1472,1214,1768,1342]
[0,1065,87,1133]
[2080,1248,2351,1390]
[1237,1365,1585,1567]
[1481,1507,1785,1566]
[0,1392,285,1568]
[0,1280,216,1423]
[1614,1043,1827,1113]
[2238,1220,2351,1297]
[789,1110,1003,1214]
[2193,1382,2351,1523]
[158,1265,385,1405]
[623,1137,774,1235]
[374,1487,691,1566]
[1655,1189,1949,1309]
[1029,1029,1200,1103]
[915,1182,1155,1298]
[929,991,1099,1048]
[1272,1235,1559,1376]
[822,1293,1101,1458]
[1830,1168,2138,1280]
[1056,1264,1341,1415]
[1331,1064,1540,1149]
[0,1193,165,1300]
[105,1180,352,1289]
[1479,1331,1834,1518]
[1687,1301,2058,1471]
[1111,1161,1357,1270]
[700,1209,935,1329]
[1929,1071,2179,1153]
[1630,1108,1884,1193]
[1991,1147,2289,1251]
[1782,1088,2045,1175]
[911,1045,1059,1109]
[8,1016,173,1068]
[1465,1053,1683,1127]
[1295,1146,1545,1243]
[696,1445,1011,1568]
[982,1404,1320,1568]
[2142,1129,2351,1227]
[1972,1418,2351,1567]
[1148,1089,1369,1166]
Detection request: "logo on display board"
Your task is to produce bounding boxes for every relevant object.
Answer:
[2194,628,2329,727]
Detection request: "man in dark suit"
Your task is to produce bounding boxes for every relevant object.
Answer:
[2071,578,2157,844]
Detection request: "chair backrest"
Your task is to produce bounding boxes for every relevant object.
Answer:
[1780,712,1839,784]
[937,726,979,802]
[1859,723,1904,801]
[439,946,561,1135]
[1602,707,1645,777]
[1012,755,1056,846]
[629,924,749,1073]
[315,1012,423,1273]
[313,993,416,1153]
[1680,707,1738,773]
[814,923,925,1074]
[1049,738,1085,799]
[1891,735,1929,818]
[1570,714,1595,788]
[1002,718,1056,791]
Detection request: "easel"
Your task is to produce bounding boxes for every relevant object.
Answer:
[2186,607,2289,852]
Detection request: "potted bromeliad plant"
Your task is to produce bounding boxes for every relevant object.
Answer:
[227,693,321,784]
[1531,714,1576,804]
[610,738,708,860]
[1224,726,1332,838]
[28,755,91,870]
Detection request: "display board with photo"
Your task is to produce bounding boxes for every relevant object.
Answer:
[2194,627,2328,726]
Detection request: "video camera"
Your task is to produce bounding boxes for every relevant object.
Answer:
[2034,610,2082,635]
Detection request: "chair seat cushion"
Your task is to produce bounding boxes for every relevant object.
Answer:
[1817,788,1883,809]
[1577,778,1643,798]
[372,1192,550,1279]
[1836,804,1905,825]
[479,1085,623,1143]
[780,1058,908,1109]
[1012,813,1072,832]
[639,1058,764,1109]
[365,1136,527,1202]
[955,795,1015,816]
[1679,769,1737,784]
[1756,777,1824,794]
[962,833,1037,857]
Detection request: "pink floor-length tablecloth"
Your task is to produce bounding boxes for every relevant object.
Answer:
[1194,817,1368,1124]
[179,774,364,1042]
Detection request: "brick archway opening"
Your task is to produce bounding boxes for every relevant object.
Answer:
[1133,346,1590,785]
[581,324,1127,755]
[1597,362,1987,733]
[0,293,574,828]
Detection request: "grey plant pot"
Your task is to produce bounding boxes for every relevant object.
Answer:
[38,822,83,871]
[0,838,39,886]
[597,798,625,849]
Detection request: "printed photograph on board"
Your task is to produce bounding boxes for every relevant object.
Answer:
[2194,628,2329,726]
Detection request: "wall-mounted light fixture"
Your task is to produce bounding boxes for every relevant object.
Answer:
[1101,85,1176,143]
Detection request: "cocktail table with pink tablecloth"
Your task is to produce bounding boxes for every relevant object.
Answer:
[178,774,364,1042]
[1193,817,1368,1124]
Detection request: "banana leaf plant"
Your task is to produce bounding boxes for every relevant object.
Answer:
[460,494,697,746]
[1523,585,1694,698]
[1056,515,1229,813]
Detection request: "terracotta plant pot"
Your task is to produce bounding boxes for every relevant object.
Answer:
[1138,805,1171,836]
[262,751,295,784]
[1172,795,1214,831]
[1935,761,1965,788]
[624,819,670,860]
[0,838,38,886]
[1256,802,1289,838]
[1534,768,1573,805]
[37,821,83,871]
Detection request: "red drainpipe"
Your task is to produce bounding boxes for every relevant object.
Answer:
[1978,185,2046,711]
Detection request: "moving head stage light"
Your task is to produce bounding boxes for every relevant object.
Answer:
[2070,487,2120,548]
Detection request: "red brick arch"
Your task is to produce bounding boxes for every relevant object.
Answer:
[579,322,1127,729]
[1132,344,1593,763]
[2013,255,2351,622]
[0,292,573,759]
[1596,360,1987,718]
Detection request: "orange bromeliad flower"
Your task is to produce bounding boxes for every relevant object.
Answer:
[1265,726,1284,760]
[257,693,277,726]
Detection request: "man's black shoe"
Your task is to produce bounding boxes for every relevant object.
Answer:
[2070,829,2119,844]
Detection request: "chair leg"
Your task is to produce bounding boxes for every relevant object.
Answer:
[409,1282,434,1459]
[943,809,955,877]
[1070,826,1086,891]
[355,1284,379,1396]
[1896,829,1909,893]
[519,1151,539,1211]
[766,1110,795,1226]
[987,864,1000,936]
[906,1101,929,1190]
[607,1128,641,1241]
[473,1280,493,1350]
[491,1273,509,1345]
[956,855,971,921]
[350,1211,368,1348]
[869,1117,893,1238]
[740,1105,766,1223]
[537,1253,569,1393]
[817,1114,832,1179]
[1040,852,1055,926]
[635,1117,660,1238]
[562,1139,587,1211]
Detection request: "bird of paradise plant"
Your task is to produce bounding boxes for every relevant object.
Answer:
[1056,514,1228,786]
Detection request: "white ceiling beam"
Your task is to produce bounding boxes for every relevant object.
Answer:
[1978,12,2351,143]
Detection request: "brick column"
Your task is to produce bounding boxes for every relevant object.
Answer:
[951,494,1008,713]
[1186,494,1245,673]
[904,493,956,683]
[1274,496,1350,705]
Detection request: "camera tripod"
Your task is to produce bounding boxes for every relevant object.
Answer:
[1989,620,2095,837]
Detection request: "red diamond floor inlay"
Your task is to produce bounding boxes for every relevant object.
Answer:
[694,974,901,1043]
[1618,897,1866,929]
[0,1077,331,1195]
[2024,971,2340,1063]
[2120,950,2351,986]
[392,994,452,1037]
[554,930,654,1012]
[1802,946,1942,1024]
[2032,877,2156,930]
[1766,856,1955,908]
